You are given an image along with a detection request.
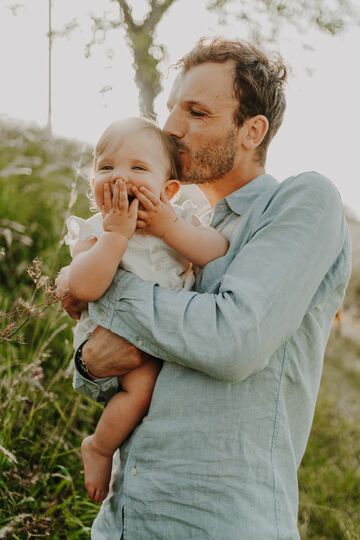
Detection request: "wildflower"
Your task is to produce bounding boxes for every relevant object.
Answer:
[14,297,35,315]
[27,257,43,283]
[0,320,16,341]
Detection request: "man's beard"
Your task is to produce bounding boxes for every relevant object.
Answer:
[177,128,238,184]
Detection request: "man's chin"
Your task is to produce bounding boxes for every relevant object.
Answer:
[180,170,213,184]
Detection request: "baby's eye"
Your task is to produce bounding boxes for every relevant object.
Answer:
[132,165,146,171]
[100,165,113,171]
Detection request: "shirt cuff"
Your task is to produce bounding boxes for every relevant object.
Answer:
[72,361,120,404]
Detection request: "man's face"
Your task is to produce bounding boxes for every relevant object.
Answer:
[163,61,240,183]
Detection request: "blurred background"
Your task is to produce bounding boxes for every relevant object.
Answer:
[0,1,359,538]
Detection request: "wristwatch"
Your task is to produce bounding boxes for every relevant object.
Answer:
[74,339,92,379]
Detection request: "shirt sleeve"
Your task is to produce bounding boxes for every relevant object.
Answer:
[88,173,349,383]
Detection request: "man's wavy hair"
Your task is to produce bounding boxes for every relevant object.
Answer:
[176,37,288,165]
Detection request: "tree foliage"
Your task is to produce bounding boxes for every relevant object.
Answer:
[85,0,359,116]
[7,0,360,116]
[209,0,360,40]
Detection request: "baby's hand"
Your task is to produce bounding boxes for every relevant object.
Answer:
[133,186,177,239]
[102,180,138,239]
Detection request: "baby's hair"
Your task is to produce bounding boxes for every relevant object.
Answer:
[88,117,180,211]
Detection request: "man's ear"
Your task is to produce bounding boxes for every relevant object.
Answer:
[163,179,181,200]
[242,115,269,151]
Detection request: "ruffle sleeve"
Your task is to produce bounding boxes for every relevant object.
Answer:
[174,199,202,227]
[64,213,103,257]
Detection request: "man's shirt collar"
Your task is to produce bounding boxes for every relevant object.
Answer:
[222,173,279,216]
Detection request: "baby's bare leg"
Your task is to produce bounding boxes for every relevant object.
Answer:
[81,356,161,502]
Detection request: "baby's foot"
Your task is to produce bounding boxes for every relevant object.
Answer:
[81,435,113,503]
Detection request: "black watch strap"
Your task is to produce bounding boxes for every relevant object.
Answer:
[74,339,92,379]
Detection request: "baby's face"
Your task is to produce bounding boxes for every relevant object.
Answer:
[93,127,170,210]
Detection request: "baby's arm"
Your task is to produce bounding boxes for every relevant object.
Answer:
[68,180,139,302]
[71,237,97,257]
[134,186,228,267]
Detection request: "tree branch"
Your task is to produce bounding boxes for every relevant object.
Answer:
[116,0,136,32]
[145,0,179,31]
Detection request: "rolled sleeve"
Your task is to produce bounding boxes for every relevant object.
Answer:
[89,173,348,383]
[72,364,119,403]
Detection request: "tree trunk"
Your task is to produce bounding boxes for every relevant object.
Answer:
[116,0,178,118]
[131,35,161,117]
[47,0,52,135]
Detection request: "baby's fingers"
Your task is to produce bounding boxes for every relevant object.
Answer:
[103,183,112,214]
[117,180,128,211]
[136,219,147,229]
[137,209,148,221]
[128,197,139,219]
[132,186,156,210]
[111,180,120,209]
[139,186,160,206]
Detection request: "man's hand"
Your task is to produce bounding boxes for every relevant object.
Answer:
[55,265,87,320]
[82,326,145,378]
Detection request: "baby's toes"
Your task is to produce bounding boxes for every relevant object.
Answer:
[94,488,107,504]
[100,488,109,502]
[86,483,96,501]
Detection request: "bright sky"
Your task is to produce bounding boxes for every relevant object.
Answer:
[1,0,360,217]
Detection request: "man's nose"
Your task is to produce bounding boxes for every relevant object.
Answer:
[163,108,184,139]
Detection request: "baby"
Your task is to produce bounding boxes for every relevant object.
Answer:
[65,117,228,503]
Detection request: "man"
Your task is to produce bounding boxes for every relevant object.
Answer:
[57,38,350,539]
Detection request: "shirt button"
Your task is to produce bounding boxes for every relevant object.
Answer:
[137,338,144,347]
[129,466,137,477]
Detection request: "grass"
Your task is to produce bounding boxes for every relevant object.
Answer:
[0,119,99,538]
[298,333,360,539]
[0,312,102,539]
[0,120,359,538]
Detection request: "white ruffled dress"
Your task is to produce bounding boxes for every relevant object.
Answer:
[65,200,199,350]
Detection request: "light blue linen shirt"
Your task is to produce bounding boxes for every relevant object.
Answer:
[75,172,351,540]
